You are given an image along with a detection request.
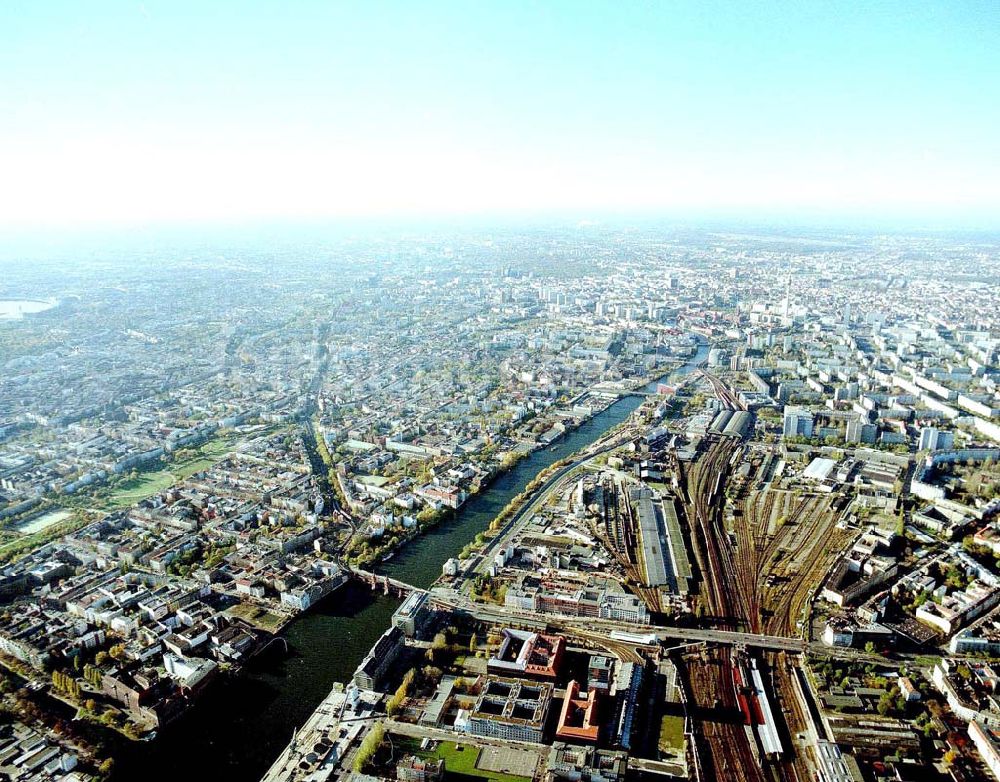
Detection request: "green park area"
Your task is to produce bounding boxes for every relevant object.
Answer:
[60,436,239,511]
[0,508,92,564]
[0,436,242,563]
[106,471,178,508]
[225,603,287,632]
[659,715,686,754]
[397,738,532,782]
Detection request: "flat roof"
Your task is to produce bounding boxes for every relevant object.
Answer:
[803,457,837,482]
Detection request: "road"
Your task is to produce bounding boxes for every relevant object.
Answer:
[429,588,802,650]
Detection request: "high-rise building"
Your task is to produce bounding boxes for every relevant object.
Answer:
[919,427,954,452]
[708,348,727,367]
[846,419,878,444]
[782,407,814,439]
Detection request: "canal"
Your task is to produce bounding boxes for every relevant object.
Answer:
[112,343,707,781]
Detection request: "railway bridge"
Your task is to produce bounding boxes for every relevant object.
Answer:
[349,567,426,597]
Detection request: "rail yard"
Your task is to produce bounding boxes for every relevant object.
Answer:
[260,303,1000,782]
[662,373,857,782]
[255,345,1000,782]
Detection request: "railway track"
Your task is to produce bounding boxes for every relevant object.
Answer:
[553,623,645,664]
[678,439,844,782]
[676,648,766,782]
[594,476,664,614]
[722,487,851,782]
[771,652,812,782]
[676,439,773,782]
[686,439,740,624]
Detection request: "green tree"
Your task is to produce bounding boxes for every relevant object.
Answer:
[386,690,405,716]
[353,722,385,772]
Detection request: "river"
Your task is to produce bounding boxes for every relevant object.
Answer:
[0,298,58,319]
[111,342,708,781]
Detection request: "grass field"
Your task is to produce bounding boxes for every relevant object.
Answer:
[225,603,287,632]
[15,509,72,534]
[0,432,256,564]
[0,509,92,564]
[356,474,392,487]
[106,472,179,508]
[172,438,234,478]
[659,715,686,753]
[103,436,237,508]
[396,738,531,782]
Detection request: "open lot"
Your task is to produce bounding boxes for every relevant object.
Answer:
[475,745,538,778]
[15,509,72,535]
[659,714,686,753]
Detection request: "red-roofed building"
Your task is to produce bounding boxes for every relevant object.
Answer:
[488,628,565,680]
[556,680,600,743]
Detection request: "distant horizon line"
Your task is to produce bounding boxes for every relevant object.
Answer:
[3,207,1000,236]
[1,210,999,264]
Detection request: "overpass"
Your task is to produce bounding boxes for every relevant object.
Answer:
[426,588,813,653]
[430,590,903,663]
[550,612,807,653]
[341,573,883,660]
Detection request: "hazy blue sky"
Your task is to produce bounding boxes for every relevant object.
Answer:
[1,0,998,230]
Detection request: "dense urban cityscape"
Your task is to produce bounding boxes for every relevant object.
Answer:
[0,225,997,782]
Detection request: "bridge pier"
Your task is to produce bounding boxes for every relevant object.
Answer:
[348,567,424,599]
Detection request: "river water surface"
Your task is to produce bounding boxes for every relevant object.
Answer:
[113,343,707,781]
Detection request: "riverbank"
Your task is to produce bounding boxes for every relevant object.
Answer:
[252,341,710,781]
[107,581,401,781]
[340,385,635,572]
[104,341,709,781]
[99,396,643,782]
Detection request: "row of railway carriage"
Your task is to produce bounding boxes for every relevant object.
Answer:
[606,631,785,763]
[733,651,784,760]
